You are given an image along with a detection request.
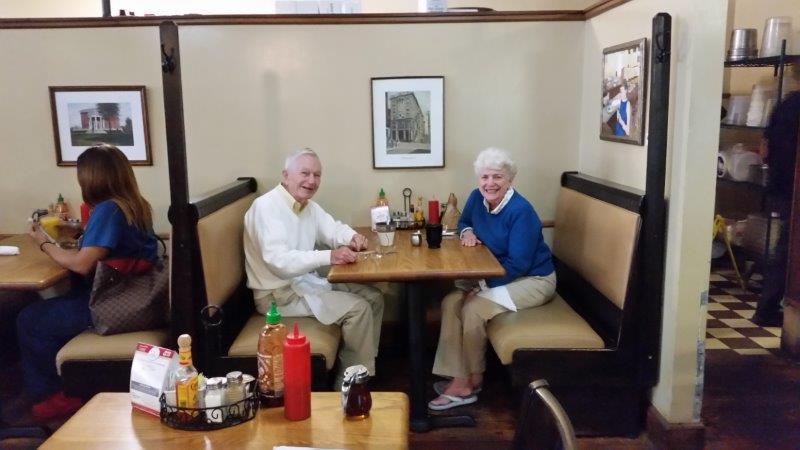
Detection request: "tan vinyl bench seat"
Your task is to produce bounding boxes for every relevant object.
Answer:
[487,295,604,365]
[228,315,341,370]
[56,328,169,375]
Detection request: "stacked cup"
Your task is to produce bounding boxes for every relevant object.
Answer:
[761,17,792,57]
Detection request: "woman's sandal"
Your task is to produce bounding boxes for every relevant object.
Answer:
[433,380,482,396]
[427,393,478,411]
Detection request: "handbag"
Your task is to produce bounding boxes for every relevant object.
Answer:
[89,237,169,335]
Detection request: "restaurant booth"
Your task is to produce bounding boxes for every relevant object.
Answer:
[0,0,731,447]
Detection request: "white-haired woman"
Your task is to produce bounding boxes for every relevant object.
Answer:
[429,147,556,410]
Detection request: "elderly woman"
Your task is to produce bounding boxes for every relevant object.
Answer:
[429,147,556,410]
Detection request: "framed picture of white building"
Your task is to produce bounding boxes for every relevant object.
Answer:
[371,76,444,169]
[49,86,152,166]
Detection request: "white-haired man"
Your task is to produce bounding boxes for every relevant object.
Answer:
[244,148,384,387]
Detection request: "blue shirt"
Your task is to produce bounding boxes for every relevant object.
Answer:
[458,189,554,287]
[80,200,157,262]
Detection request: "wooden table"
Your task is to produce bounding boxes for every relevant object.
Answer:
[41,392,409,449]
[0,235,69,291]
[329,227,505,432]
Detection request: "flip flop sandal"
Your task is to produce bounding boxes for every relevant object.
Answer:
[433,380,483,396]
[427,394,478,411]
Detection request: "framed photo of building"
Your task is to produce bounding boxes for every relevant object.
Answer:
[371,76,444,169]
[600,39,648,145]
[49,86,152,166]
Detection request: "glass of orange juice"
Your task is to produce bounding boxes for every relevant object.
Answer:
[39,216,61,241]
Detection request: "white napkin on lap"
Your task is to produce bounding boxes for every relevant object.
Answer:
[0,246,20,256]
[478,279,516,312]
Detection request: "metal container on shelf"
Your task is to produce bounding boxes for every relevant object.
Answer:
[727,28,758,61]
[748,163,769,187]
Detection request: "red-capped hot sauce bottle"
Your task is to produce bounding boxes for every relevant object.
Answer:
[283,322,311,421]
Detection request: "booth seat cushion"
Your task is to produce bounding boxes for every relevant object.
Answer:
[487,295,604,365]
[56,328,169,375]
[197,193,257,308]
[552,187,640,309]
[228,315,341,370]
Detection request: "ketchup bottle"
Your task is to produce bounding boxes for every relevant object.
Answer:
[283,322,311,421]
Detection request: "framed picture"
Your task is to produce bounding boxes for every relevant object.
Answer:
[600,38,648,145]
[371,76,444,169]
[49,86,152,166]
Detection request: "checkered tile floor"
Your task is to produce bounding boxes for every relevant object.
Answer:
[706,269,782,356]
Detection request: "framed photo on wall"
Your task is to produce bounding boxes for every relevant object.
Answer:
[600,38,648,145]
[371,76,444,169]
[49,86,152,166]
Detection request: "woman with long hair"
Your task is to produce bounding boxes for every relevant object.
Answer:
[18,144,158,420]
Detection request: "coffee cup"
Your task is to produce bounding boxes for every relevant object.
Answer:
[425,223,443,249]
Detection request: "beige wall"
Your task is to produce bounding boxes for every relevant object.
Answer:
[0,21,583,233]
[725,0,800,95]
[0,27,170,232]
[179,22,583,227]
[579,0,728,423]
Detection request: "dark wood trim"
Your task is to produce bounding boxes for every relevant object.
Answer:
[561,172,645,212]
[160,20,198,355]
[636,12,670,387]
[785,116,800,307]
[583,0,633,20]
[189,177,257,219]
[645,406,705,450]
[0,11,584,29]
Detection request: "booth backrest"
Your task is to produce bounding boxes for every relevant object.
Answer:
[552,187,641,310]
[197,193,257,308]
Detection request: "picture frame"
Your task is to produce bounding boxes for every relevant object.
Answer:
[371,76,444,169]
[49,86,152,166]
[600,38,648,145]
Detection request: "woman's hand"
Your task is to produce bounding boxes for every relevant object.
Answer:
[29,223,52,246]
[460,229,482,247]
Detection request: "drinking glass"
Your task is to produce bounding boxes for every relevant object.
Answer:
[375,222,396,257]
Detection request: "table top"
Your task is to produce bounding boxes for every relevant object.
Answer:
[328,227,505,283]
[0,235,69,291]
[41,392,409,450]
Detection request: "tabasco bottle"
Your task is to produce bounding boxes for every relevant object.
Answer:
[258,302,287,407]
[173,334,199,419]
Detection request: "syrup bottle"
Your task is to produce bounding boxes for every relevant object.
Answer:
[283,322,310,421]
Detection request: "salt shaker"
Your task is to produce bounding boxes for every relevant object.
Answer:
[410,231,422,247]
[204,377,228,423]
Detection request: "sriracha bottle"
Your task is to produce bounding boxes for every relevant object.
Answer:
[283,322,311,421]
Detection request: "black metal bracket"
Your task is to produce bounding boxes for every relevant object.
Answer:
[161,44,176,73]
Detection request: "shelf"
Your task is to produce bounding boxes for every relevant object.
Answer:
[720,123,765,131]
[716,177,765,192]
[724,54,800,68]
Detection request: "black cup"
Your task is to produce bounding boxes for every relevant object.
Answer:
[425,223,443,249]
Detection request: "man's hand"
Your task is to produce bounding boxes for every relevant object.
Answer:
[461,229,482,247]
[331,246,358,265]
[349,233,368,251]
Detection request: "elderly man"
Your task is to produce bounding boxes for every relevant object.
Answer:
[244,148,384,387]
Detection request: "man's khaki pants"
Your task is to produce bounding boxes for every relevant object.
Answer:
[263,283,384,379]
[432,273,556,379]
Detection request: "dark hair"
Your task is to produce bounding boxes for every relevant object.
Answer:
[76,144,153,231]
